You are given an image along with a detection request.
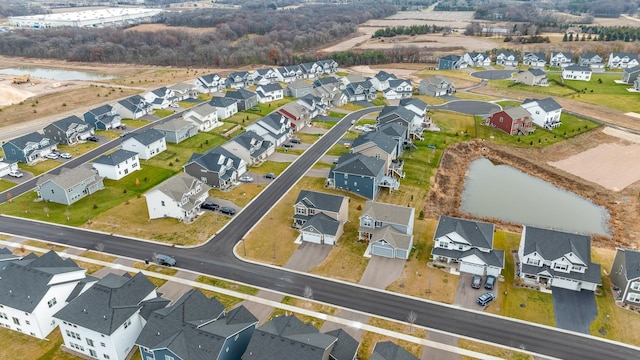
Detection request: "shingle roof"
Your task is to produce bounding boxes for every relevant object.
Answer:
[36,166,101,189]
[388,79,412,88]
[258,83,283,92]
[434,216,495,249]
[611,52,638,60]
[325,328,359,360]
[333,153,385,177]
[527,68,547,76]
[85,104,114,117]
[432,246,504,268]
[524,52,546,60]
[127,129,165,146]
[564,64,591,72]
[0,248,20,263]
[399,97,427,111]
[49,115,86,131]
[624,66,640,74]
[351,131,398,155]
[371,341,418,360]
[229,130,266,152]
[93,149,138,166]
[225,88,257,100]
[209,96,238,108]
[154,118,196,132]
[147,173,211,210]
[374,70,398,81]
[378,105,416,124]
[522,226,592,265]
[187,103,217,118]
[502,106,532,120]
[621,249,640,281]
[289,78,313,89]
[301,212,341,236]
[361,201,414,228]
[378,122,408,138]
[440,54,462,62]
[371,225,413,251]
[7,132,48,149]
[168,82,193,92]
[295,190,347,213]
[522,97,562,112]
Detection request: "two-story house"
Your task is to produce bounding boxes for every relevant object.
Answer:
[153,118,198,144]
[297,93,327,119]
[359,201,414,260]
[144,87,177,109]
[43,115,93,146]
[1,132,57,164]
[184,147,246,189]
[183,103,221,132]
[328,153,393,200]
[371,341,418,360]
[277,101,311,132]
[515,69,548,86]
[378,122,409,155]
[486,107,535,135]
[255,83,284,104]
[0,159,19,178]
[168,82,197,101]
[370,71,398,91]
[36,166,105,205]
[431,216,504,277]
[221,131,274,166]
[550,51,574,68]
[518,225,602,291]
[578,52,605,70]
[145,173,211,222]
[316,59,339,74]
[622,66,640,84]
[299,62,324,79]
[292,190,349,246]
[92,149,140,181]
[252,67,279,85]
[383,79,413,100]
[376,105,424,141]
[608,52,639,69]
[54,272,169,360]
[463,52,491,67]
[438,54,468,70]
[521,97,563,129]
[351,131,402,178]
[121,129,167,160]
[495,51,519,66]
[209,97,239,120]
[83,104,122,130]
[137,289,258,360]
[113,95,152,120]
[562,65,592,81]
[246,113,292,147]
[0,251,96,339]
[343,80,376,102]
[287,78,314,98]
[610,248,640,306]
[419,76,456,97]
[226,71,253,89]
[225,88,258,111]
[195,73,226,94]
[522,52,546,67]
[276,65,303,83]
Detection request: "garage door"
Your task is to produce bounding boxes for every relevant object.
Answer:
[551,277,580,291]
[460,262,485,276]
[302,232,322,244]
[324,236,335,246]
[486,267,501,277]
[372,244,394,258]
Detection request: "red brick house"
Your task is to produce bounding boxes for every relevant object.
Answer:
[486,107,535,136]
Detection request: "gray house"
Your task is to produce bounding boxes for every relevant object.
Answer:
[1,132,57,164]
[351,131,401,177]
[43,115,93,146]
[226,71,253,89]
[184,147,247,189]
[328,153,393,200]
[371,341,418,360]
[293,190,349,246]
[610,248,640,306]
[137,289,257,360]
[622,66,640,84]
[221,130,274,166]
[113,94,152,120]
[224,88,258,111]
[83,104,122,130]
[287,79,314,98]
[153,118,198,144]
[515,69,548,86]
[359,201,414,259]
[36,166,104,205]
[419,76,456,97]
[578,52,605,69]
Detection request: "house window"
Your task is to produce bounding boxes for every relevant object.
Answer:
[165,355,175,360]
[363,218,372,227]
[296,207,306,215]
[161,201,165,207]
[100,342,106,347]
[48,298,57,308]
[440,242,448,249]
[631,282,640,291]
[527,258,540,266]
[0,313,7,320]
[628,293,640,303]
[104,355,110,360]
[12,317,19,326]
[89,349,97,357]
[554,263,568,271]
[123,318,132,329]
[25,320,30,325]
[87,338,94,347]
[375,221,383,227]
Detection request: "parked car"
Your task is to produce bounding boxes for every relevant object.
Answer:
[200,202,220,211]
[289,138,301,144]
[87,136,99,142]
[471,275,482,289]
[476,292,495,306]
[170,103,180,108]
[59,152,72,159]
[45,153,59,159]
[155,254,176,266]
[264,172,276,179]
[8,170,23,178]
[239,175,254,183]
[120,131,129,138]
[220,207,236,215]
[282,143,294,148]
[333,158,339,164]
[484,275,496,290]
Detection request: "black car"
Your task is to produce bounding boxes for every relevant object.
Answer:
[484,275,496,290]
[282,143,294,148]
[201,202,220,211]
[290,138,301,144]
[264,172,276,179]
[220,206,236,215]
[87,136,99,142]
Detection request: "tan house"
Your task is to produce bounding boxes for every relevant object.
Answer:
[515,69,548,86]
[293,190,349,245]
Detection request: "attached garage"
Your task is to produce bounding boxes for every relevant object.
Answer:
[551,277,581,291]
[301,230,322,244]
[371,241,395,258]
[460,262,485,276]
[395,249,409,260]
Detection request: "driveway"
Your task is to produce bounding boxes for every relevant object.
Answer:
[471,70,515,80]
[422,332,461,360]
[305,168,330,178]
[285,242,332,272]
[320,308,369,341]
[358,256,405,289]
[237,290,284,325]
[430,100,500,116]
[454,272,495,310]
[157,270,199,305]
[299,126,328,135]
[269,152,298,162]
[552,288,597,334]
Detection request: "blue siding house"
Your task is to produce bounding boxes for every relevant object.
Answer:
[328,153,390,200]
[1,132,57,164]
[438,54,467,70]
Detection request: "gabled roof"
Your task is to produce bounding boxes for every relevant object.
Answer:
[225,88,257,100]
[399,97,427,112]
[579,52,601,60]
[333,153,385,177]
[85,104,115,117]
[168,82,193,92]
[434,216,494,249]
[524,52,546,60]
[374,70,398,81]
[371,225,413,251]
[551,51,573,58]
[325,328,359,360]
[198,73,222,83]
[147,173,210,205]
[93,149,138,166]
[388,79,412,88]
[497,50,517,57]
[295,190,347,213]
[377,105,416,124]
[440,54,462,62]
[255,113,288,134]
[155,118,196,132]
[564,64,591,72]
[522,226,592,264]
[151,87,170,97]
[371,341,418,360]
[314,77,339,87]
[624,65,640,74]
[351,131,398,155]
[209,96,238,108]
[187,148,238,173]
[524,68,546,77]
[6,132,49,149]
[288,78,313,89]
[187,103,217,118]
[522,97,562,112]
[36,166,100,189]
[620,249,640,281]
[610,52,638,60]
[0,248,20,263]
[229,130,266,152]
[502,106,531,119]
[0,251,83,312]
[48,115,86,131]
[421,76,452,86]
[54,272,166,335]
[227,71,250,79]
[255,67,275,76]
[257,83,283,92]
[361,201,413,228]
[117,94,148,113]
[301,212,341,236]
[126,129,165,146]
[378,122,408,138]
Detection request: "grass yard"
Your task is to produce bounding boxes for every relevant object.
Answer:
[246,97,295,116]
[496,100,522,108]
[200,289,245,309]
[486,80,576,97]
[197,275,259,296]
[453,92,501,102]
[358,317,427,359]
[339,103,366,111]
[0,179,16,192]
[248,161,291,176]
[413,94,447,106]
[78,250,117,263]
[296,132,323,144]
[20,159,61,176]
[133,262,178,277]
[458,339,533,360]
[22,239,67,253]
[553,73,640,112]
[178,100,198,109]
[73,260,104,274]
[328,111,346,118]
[212,183,266,208]
[224,112,262,126]
[210,121,242,137]
[57,141,101,157]
[0,327,77,360]
[311,120,337,130]
[97,129,122,140]
[415,69,482,89]
[143,132,227,171]
[121,119,150,129]
[276,147,305,155]
[268,296,340,328]
[153,109,176,118]
[146,276,168,288]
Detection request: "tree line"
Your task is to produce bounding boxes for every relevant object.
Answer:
[372,24,446,38]
[563,26,640,42]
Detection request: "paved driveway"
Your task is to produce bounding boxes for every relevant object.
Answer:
[471,70,515,80]
[552,288,597,334]
[454,273,495,310]
[430,100,500,116]
[157,270,199,305]
[285,242,332,272]
[358,256,405,289]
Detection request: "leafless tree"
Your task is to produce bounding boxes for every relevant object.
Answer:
[407,310,417,332]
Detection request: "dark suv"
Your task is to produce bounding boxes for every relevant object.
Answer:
[201,202,219,211]
[289,138,301,144]
[264,172,276,179]
[156,254,176,266]
[220,207,236,215]
[484,275,496,290]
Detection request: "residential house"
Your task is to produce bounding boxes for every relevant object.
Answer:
[376,105,424,141]
[299,62,323,79]
[371,341,418,360]
[486,107,535,135]
[562,65,592,81]
[287,78,314,98]
[438,54,468,70]
[209,97,239,120]
[252,67,279,84]
[275,65,303,83]
[226,71,253,89]
[550,52,574,68]
[242,315,358,360]
[54,272,169,360]
[246,113,292,146]
[419,76,456,97]
[145,173,211,222]
[312,79,347,107]
[635,78,640,91]
[370,71,398,91]
[463,52,491,67]
[225,88,258,111]
[255,83,284,104]
[399,98,427,121]
[121,129,167,160]
[153,118,198,144]
[578,52,605,70]
[328,153,394,200]
[137,289,258,360]
[168,82,197,101]
[359,201,414,259]
[314,76,341,89]
[316,59,339,74]
[184,147,246,189]
[0,247,20,263]
[0,159,19,178]
[378,122,409,155]
[83,104,122,130]
[277,101,311,132]
[518,226,602,291]
[298,92,328,118]
[515,68,548,86]
[343,80,376,102]
[144,87,177,109]
[36,166,104,205]
[292,190,349,245]
[92,149,140,181]
[608,52,640,69]
[622,66,640,84]
[431,216,504,277]
[610,248,640,306]
[221,130,274,166]
[522,52,546,67]
[113,95,152,120]
[495,51,519,66]
[351,131,402,177]
[183,103,221,132]
[43,115,93,146]
[0,251,95,339]
[383,79,413,100]
[1,132,57,164]
[195,73,226,93]
[521,97,563,129]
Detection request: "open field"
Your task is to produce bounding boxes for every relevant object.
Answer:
[0,327,76,360]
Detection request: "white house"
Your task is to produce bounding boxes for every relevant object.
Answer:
[0,159,19,177]
[495,51,519,66]
[246,113,292,147]
[209,97,238,120]
[194,73,226,93]
[463,52,491,67]
[252,67,279,83]
[256,83,284,104]
[550,51,574,68]
[145,173,211,222]
[608,52,640,69]
[562,65,592,81]
[168,82,197,101]
[518,225,602,291]
[92,149,140,181]
[370,71,398,91]
[183,103,221,132]
[521,97,563,129]
[431,216,504,277]
[383,79,413,100]
[221,130,274,166]
[54,273,168,360]
[121,129,166,160]
[0,251,95,340]
[522,52,546,67]
[578,52,605,70]
[143,87,176,109]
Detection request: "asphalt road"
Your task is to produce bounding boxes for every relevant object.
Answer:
[1,107,639,359]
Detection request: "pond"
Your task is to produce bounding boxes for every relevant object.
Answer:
[0,67,116,81]
[460,157,610,236]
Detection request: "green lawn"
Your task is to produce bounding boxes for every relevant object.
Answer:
[453,92,501,101]
[556,73,640,112]
[198,276,259,309]
[496,100,522,108]
[121,119,150,129]
[0,179,17,192]
[178,101,198,109]
[224,112,262,126]
[328,111,346,118]
[143,132,228,170]
[244,97,296,116]
[488,80,576,97]
[20,160,61,176]
[153,109,176,118]
[249,161,291,176]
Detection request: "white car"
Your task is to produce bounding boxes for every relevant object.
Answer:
[45,153,59,160]
[239,176,254,183]
[8,170,23,178]
[59,152,72,159]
